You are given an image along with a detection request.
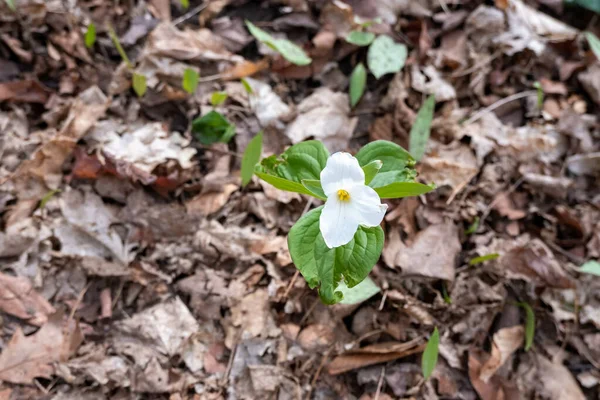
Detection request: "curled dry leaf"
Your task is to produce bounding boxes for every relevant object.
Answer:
[479,325,524,382]
[411,65,456,102]
[286,87,357,151]
[383,222,460,281]
[328,338,425,375]
[244,78,292,128]
[0,312,82,384]
[0,271,55,326]
[231,289,281,339]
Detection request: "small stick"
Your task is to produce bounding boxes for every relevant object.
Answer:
[100,287,112,319]
[173,2,208,26]
[374,366,386,400]
[463,90,537,126]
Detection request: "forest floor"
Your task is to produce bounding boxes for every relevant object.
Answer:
[0,0,599,399]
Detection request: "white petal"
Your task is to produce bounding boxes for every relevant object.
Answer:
[320,152,365,197]
[349,185,388,227]
[319,197,359,248]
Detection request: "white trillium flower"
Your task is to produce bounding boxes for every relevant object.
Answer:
[319,152,388,248]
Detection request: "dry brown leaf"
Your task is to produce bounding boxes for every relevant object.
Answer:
[418,142,478,203]
[327,338,425,375]
[479,326,524,382]
[297,324,336,351]
[579,65,600,106]
[0,272,55,326]
[534,355,586,400]
[468,350,519,400]
[492,192,526,220]
[186,183,238,216]
[0,312,82,384]
[231,289,280,339]
[286,88,357,151]
[411,65,457,101]
[383,222,460,281]
[0,79,51,103]
[499,238,575,288]
[566,152,600,176]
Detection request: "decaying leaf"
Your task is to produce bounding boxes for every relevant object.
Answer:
[0,312,82,384]
[0,272,55,326]
[286,88,357,151]
[479,326,524,382]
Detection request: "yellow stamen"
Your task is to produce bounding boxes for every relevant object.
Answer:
[337,189,350,202]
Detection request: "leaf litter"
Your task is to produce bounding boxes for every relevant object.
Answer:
[0,0,599,399]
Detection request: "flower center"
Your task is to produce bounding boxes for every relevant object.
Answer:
[337,189,350,202]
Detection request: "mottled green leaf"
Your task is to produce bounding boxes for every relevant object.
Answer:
[409,95,435,161]
[367,35,407,79]
[246,20,312,66]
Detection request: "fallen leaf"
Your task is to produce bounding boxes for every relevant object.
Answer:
[492,192,527,220]
[0,272,55,326]
[244,78,292,128]
[468,350,518,400]
[499,238,575,288]
[298,324,336,351]
[566,152,600,176]
[579,64,600,106]
[383,222,460,281]
[534,355,586,400]
[328,338,425,375]
[186,183,238,216]
[0,312,82,384]
[0,79,51,103]
[231,289,280,339]
[411,65,456,101]
[479,326,524,382]
[286,87,357,151]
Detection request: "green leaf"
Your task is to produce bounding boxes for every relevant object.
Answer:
[255,171,314,196]
[533,81,544,108]
[375,182,434,199]
[192,111,236,145]
[338,277,380,305]
[580,260,600,276]
[565,0,600,13]
[355,140,415,189]
[362,160,382,186]
[346,31,375,46]
[288,206,385,304]
[4,0,15,11]
[441,282,452,304]
[422,327,439,380]
[469,253,499,266]
[245,20,312,66]
[182,68,199,94]
[241,78,253,94]
[132,73,147,97]
[180,0,189,9]
[518,303,535,351]
[585,31,600,61]
[301,179,327,200]
[409,95,435,161]
[85,23,96,49]
[241,132,263,186]
[465,217,479,235]
[350,63,367,108]
[39,189,61,209]
[367,35,408,79]
[258,140,329,186]
[211,91,228,106]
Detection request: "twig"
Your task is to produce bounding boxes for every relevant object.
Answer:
[305,349,331,400]
[173,2,208,26]
[283,270,300,299]
[198,144,242,158]
[222,334,239,387]
[68,282,91,322]
[462,90,537,126]
[374,366,386,400]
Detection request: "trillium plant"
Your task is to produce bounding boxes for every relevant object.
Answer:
[255,140,434,305]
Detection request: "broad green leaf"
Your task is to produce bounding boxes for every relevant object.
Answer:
[585,32,600,61]
[182,68,199,94]
[241,132,263,186]
[180,0,189,9]
[192,111,236,145]
[85,23,96,49]
[4,0,15,11]
[262,140,329,183]
[565,0,600,13]
[132,73,147,97]
[346,31,375,46]
[422,327,439,380]
[211,91,228,106]
[518,302,535,351]
[375,182,434,199]
[355,140,415,189]
[350,63,367,108]
[338,276,380,305]
[409,95,435,161]
[245,20,312,66]
[367,35,407,79]
[241,78,253,94]
[255,171,313,196]
[580,260,600,276]
[301,179,327,200]
[469,253,499,266]
[362,160,382,185]
[288,206,385,304]
[39,189,61,209]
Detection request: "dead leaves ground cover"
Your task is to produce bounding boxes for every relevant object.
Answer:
[0,0,599,399]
